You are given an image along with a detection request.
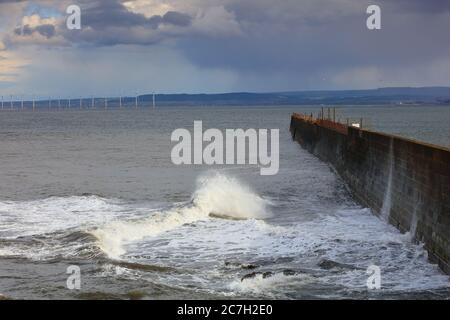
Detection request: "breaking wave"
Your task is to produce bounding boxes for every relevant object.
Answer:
[91,173,271,258]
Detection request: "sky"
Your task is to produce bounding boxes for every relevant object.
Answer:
[0,0,450,98]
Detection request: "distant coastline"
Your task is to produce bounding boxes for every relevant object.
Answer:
[136,87,450,106]
[3,87,450,109]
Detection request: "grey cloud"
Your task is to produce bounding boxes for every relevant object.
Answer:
[35,24,56,38]
[174,0,450,85]
[163,11,192,27]
[378,0,450,13]
[3,0,450,93]
[81,0,150,29]
[62,0,192,45]
[13,24,56,39]
[7,0,192,47]
[80,1,191,30]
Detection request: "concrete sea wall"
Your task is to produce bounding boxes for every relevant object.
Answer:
[290,113,450,274]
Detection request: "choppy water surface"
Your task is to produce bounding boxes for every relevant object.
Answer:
[0,105,449,299]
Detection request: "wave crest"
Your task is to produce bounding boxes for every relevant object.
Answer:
[193,173,271,220]
[91,172,271,259]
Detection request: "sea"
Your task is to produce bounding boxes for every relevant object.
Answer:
[0,104,449,299]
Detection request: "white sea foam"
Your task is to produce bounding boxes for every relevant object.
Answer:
[0,195,132,260]
[229,273,312,296]
[91,172,271,259]
[0,174,447,295]
[0,195,124,239]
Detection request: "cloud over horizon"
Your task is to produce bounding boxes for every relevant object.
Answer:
[0,0,450,97]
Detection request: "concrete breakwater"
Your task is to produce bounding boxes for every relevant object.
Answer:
[290,113,450,274]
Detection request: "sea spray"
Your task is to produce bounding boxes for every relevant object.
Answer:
[381,138,394,221]
[91,172,271,259]
[408,207,419,242]
[193,173,272,220]
[229,272,312,296]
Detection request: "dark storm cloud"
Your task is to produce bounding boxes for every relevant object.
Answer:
[35,24,56,38]
[13,24,55,39]
[4,0,450,93]
[7,0,191,46]
[61,0,192,46]
[170,0,450,90]
[163,11,192,27]
[81,0,150,29]
[80,0,192,29]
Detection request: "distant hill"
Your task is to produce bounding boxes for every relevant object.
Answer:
[139,87,450,106]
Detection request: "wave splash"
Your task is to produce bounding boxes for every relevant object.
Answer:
[91,173,271,259]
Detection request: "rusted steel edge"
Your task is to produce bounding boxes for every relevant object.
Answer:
[292,112,348,135]
[292,112,450,153]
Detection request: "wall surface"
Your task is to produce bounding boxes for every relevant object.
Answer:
[290,114,450,274]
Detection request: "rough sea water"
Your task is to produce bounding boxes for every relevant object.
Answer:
[0,105,449,300]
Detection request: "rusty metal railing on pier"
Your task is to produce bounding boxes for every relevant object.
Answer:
[292,112,349,135]
[292,107,372,135]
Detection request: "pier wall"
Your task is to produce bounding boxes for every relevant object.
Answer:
[290,113,450,274]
